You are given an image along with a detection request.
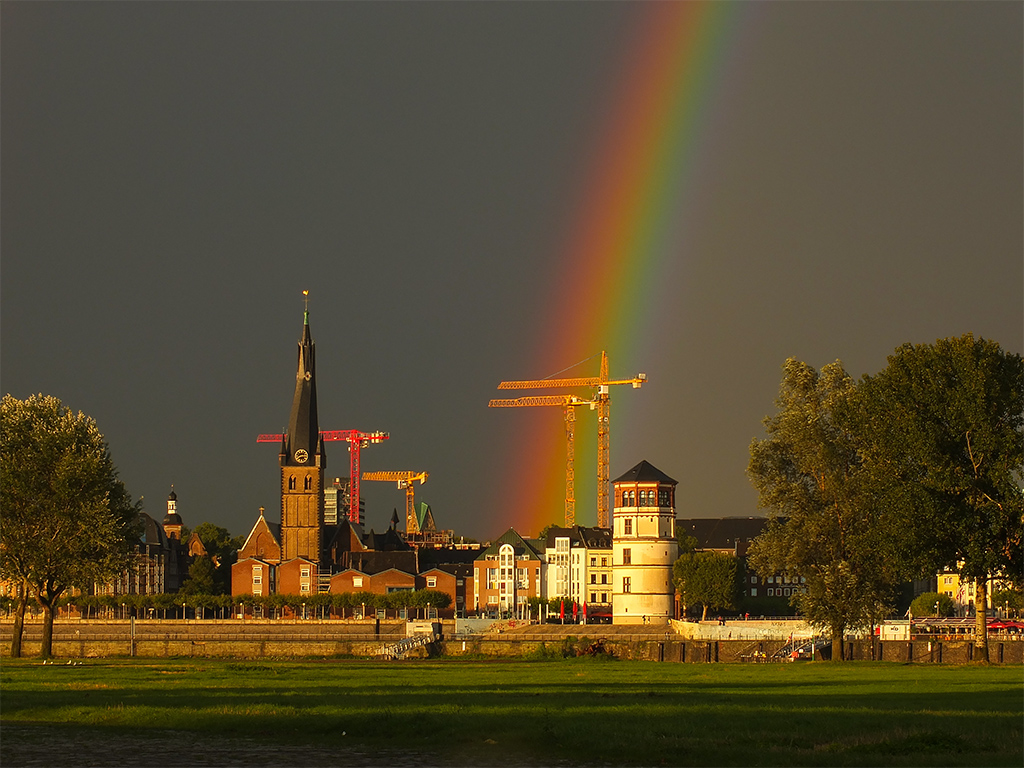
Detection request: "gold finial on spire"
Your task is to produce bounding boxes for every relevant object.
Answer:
[302,290,310,323]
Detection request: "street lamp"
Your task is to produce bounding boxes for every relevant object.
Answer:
[934,601,940,617]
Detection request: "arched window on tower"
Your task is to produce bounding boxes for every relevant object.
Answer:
[288,476,296,491]
[304,476,312,491]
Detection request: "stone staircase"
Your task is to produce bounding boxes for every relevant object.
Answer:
[380,633,437,660]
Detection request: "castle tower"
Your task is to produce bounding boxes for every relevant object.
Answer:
[280,296,326,564]
[612,460,678,625]
[162,486,183,540]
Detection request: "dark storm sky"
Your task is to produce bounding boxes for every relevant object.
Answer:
[2,2,1021,542]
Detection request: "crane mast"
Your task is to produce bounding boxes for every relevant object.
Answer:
[491,351,646,528]
[488,394,595,527]
[361,470,429,533]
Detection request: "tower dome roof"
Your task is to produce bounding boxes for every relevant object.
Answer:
[613,460,677,485]
[163,511,182,526]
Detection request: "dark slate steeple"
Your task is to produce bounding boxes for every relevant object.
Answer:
[283,293,324,468]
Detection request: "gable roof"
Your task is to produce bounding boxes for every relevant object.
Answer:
[323,520,368,557]
[613,460,677,485]
[238,512,281,560]
[477,527,544,560]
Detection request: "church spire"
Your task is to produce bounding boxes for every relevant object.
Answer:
[284,290,323,468]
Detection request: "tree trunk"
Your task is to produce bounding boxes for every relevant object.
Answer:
[40,600,54,659]
[831,626,845,662]
[10,581,29,658]
[37,582,59,659]
[974,577,989,663]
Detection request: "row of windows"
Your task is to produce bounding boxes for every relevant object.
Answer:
[618,489,672,507]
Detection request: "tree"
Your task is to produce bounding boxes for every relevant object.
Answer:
[859,335,1023,662]
[179,556,217,596]
[910,592,956,618]
[537,524,558,541]
[747,360,903,660]
[991,588,1023,617]
[676,529,699,555]
[673,551,739,620]
[1,394,139,658]
[191,522,243,593]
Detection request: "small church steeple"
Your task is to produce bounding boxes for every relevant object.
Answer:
[163,485,183,540]
[284,290,323,469]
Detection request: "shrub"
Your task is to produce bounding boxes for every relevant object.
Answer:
[910,592,956,617]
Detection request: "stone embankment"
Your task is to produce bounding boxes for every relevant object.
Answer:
[1,618,1020,663]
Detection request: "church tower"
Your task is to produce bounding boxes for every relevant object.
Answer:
[280,294,326,564]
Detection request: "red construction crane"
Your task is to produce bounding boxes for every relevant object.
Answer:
[488,395,595,528]
[256,429,389,524]
[494,351,646,527]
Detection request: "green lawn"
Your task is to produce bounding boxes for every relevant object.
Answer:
[1,658,1020,766]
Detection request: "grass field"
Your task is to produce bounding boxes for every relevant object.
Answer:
[1,658,1021,767]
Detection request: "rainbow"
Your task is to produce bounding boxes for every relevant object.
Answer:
[498,2,752,536]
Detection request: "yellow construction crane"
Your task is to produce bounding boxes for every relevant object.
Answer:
[488,394,596,528]
[494,351,646,527]
[361,471,429,533]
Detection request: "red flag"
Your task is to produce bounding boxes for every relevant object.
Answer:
[559,600,564,620]
[572,601,578,618]
[583,602,587,622]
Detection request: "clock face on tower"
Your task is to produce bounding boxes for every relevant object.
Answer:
[294,449,309,464]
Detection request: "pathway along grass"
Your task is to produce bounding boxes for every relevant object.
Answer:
[1,658,1020,767]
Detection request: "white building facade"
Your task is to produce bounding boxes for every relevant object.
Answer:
[542,526,613,618]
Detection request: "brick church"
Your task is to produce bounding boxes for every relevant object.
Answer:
[231,302,473,606]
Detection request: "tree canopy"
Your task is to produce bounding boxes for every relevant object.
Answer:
[673,550,739,620]
[858,334,1023,659]
[747,360,903,659]
[1,394,138,657]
